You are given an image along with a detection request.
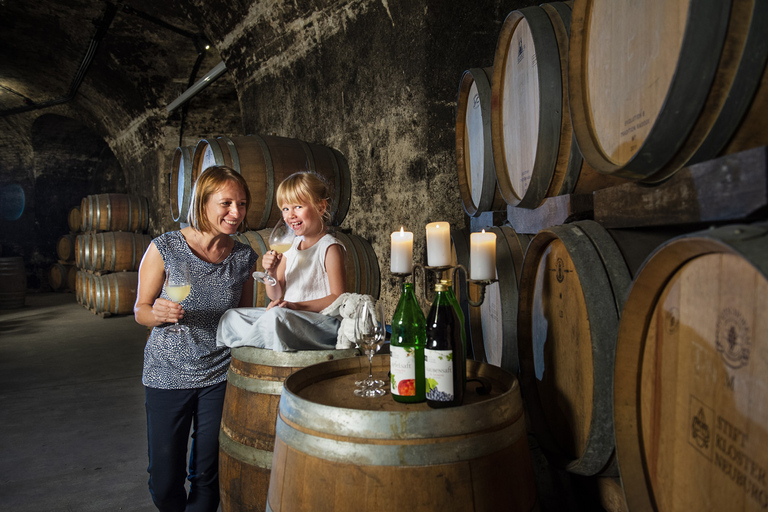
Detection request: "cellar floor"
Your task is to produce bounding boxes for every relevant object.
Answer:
[0,292,161,512]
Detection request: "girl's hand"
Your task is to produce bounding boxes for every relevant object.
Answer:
[261,250,282,273]
[152,297,184,324]
[266,299,297,311]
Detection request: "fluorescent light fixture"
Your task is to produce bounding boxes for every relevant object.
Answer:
[166,61,227,112]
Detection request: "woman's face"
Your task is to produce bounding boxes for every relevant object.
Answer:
[205,181,247,235]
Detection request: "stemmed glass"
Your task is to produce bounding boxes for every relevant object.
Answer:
[164,260,191,333]
[353,299,387,397]
[253,218,296,286]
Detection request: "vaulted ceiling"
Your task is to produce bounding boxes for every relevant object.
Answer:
[0,0,218,122]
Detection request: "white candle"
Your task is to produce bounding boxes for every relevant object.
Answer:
[470,229,497,280]
[390,227,414,274]
[426,222,452,267]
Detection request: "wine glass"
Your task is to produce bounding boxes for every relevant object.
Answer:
[253,218,296,286]
[164,260,191,333]
[353,299,387,397]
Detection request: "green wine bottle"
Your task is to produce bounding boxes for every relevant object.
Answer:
[389,282,426,403]
[425,282,464,408]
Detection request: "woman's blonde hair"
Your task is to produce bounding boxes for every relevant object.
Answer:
[187,165,251,233]
[276,172,332,225]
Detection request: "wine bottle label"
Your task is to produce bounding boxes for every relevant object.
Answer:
[424,349,454,401]
[390,346,416,396]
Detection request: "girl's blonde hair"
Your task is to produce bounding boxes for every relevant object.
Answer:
[276,172,332,225]
[188,165,251,233]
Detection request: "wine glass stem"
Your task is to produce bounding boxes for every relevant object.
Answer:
[367,352,374,379]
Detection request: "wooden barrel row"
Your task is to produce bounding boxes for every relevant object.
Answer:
[465,220,768,511]
[170,134,351,229]
[458,0,768,215]
[79,193,149,233]
[75,270,138,315]
[74,232,151,273]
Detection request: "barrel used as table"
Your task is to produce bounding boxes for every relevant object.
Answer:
[218,346,358,512]
[266,355,537,512]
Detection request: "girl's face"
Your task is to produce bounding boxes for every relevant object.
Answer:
[205,181,247,235]
[281,199,325,239]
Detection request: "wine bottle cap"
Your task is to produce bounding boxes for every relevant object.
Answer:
[439,279,453,288]
[434,282,448,292]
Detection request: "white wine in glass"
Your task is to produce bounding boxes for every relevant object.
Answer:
[253,218,296,286]
[165,261,191,334]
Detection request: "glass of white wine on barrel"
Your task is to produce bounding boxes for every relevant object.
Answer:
[164,260,191,333]
[353,300,387,397]
[253,218,296,286]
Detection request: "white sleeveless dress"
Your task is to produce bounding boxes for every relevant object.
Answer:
[216,234,344,351]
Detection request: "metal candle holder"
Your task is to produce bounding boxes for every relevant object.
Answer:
[392,263,497,307]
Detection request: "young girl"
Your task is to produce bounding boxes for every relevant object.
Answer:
[216,172,346,350]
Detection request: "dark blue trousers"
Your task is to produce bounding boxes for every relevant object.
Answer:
[145,382,227,512]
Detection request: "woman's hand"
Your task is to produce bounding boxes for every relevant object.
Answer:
[261,250,282,274]
[152,297,184,324]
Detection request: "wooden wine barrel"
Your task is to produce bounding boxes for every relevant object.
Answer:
[67,206,81,233]
[568,0,768,182]
[81,271,98,309]
[614,223,768,511]
[333,231,381,300]
[218,346,358,512]
[491,3,622,209]
[0,257,26,309]
[232,230,381,307]
[49,262,76,292]
[56,234,77,263]
[266,356,537,512]
[169,145,194,223]
[93,271,138,315]
[80,193,150,233]
[89,232,152,272]
[455,68,506,217]
[475,225,532,374]
[516,221,631,476]
[192,135,351,229]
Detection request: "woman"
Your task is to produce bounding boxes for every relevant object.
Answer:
[134,165,259,512]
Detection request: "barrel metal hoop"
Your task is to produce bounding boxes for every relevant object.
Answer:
[222,136,241,173]
[230,346,356,367]
[218,429,273,469]
[126,195,133,232]
[227,367,284,396]
[110,233,117,271]
[275,414,524,467]
[252,135,274,229]
[298,140,316,172]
